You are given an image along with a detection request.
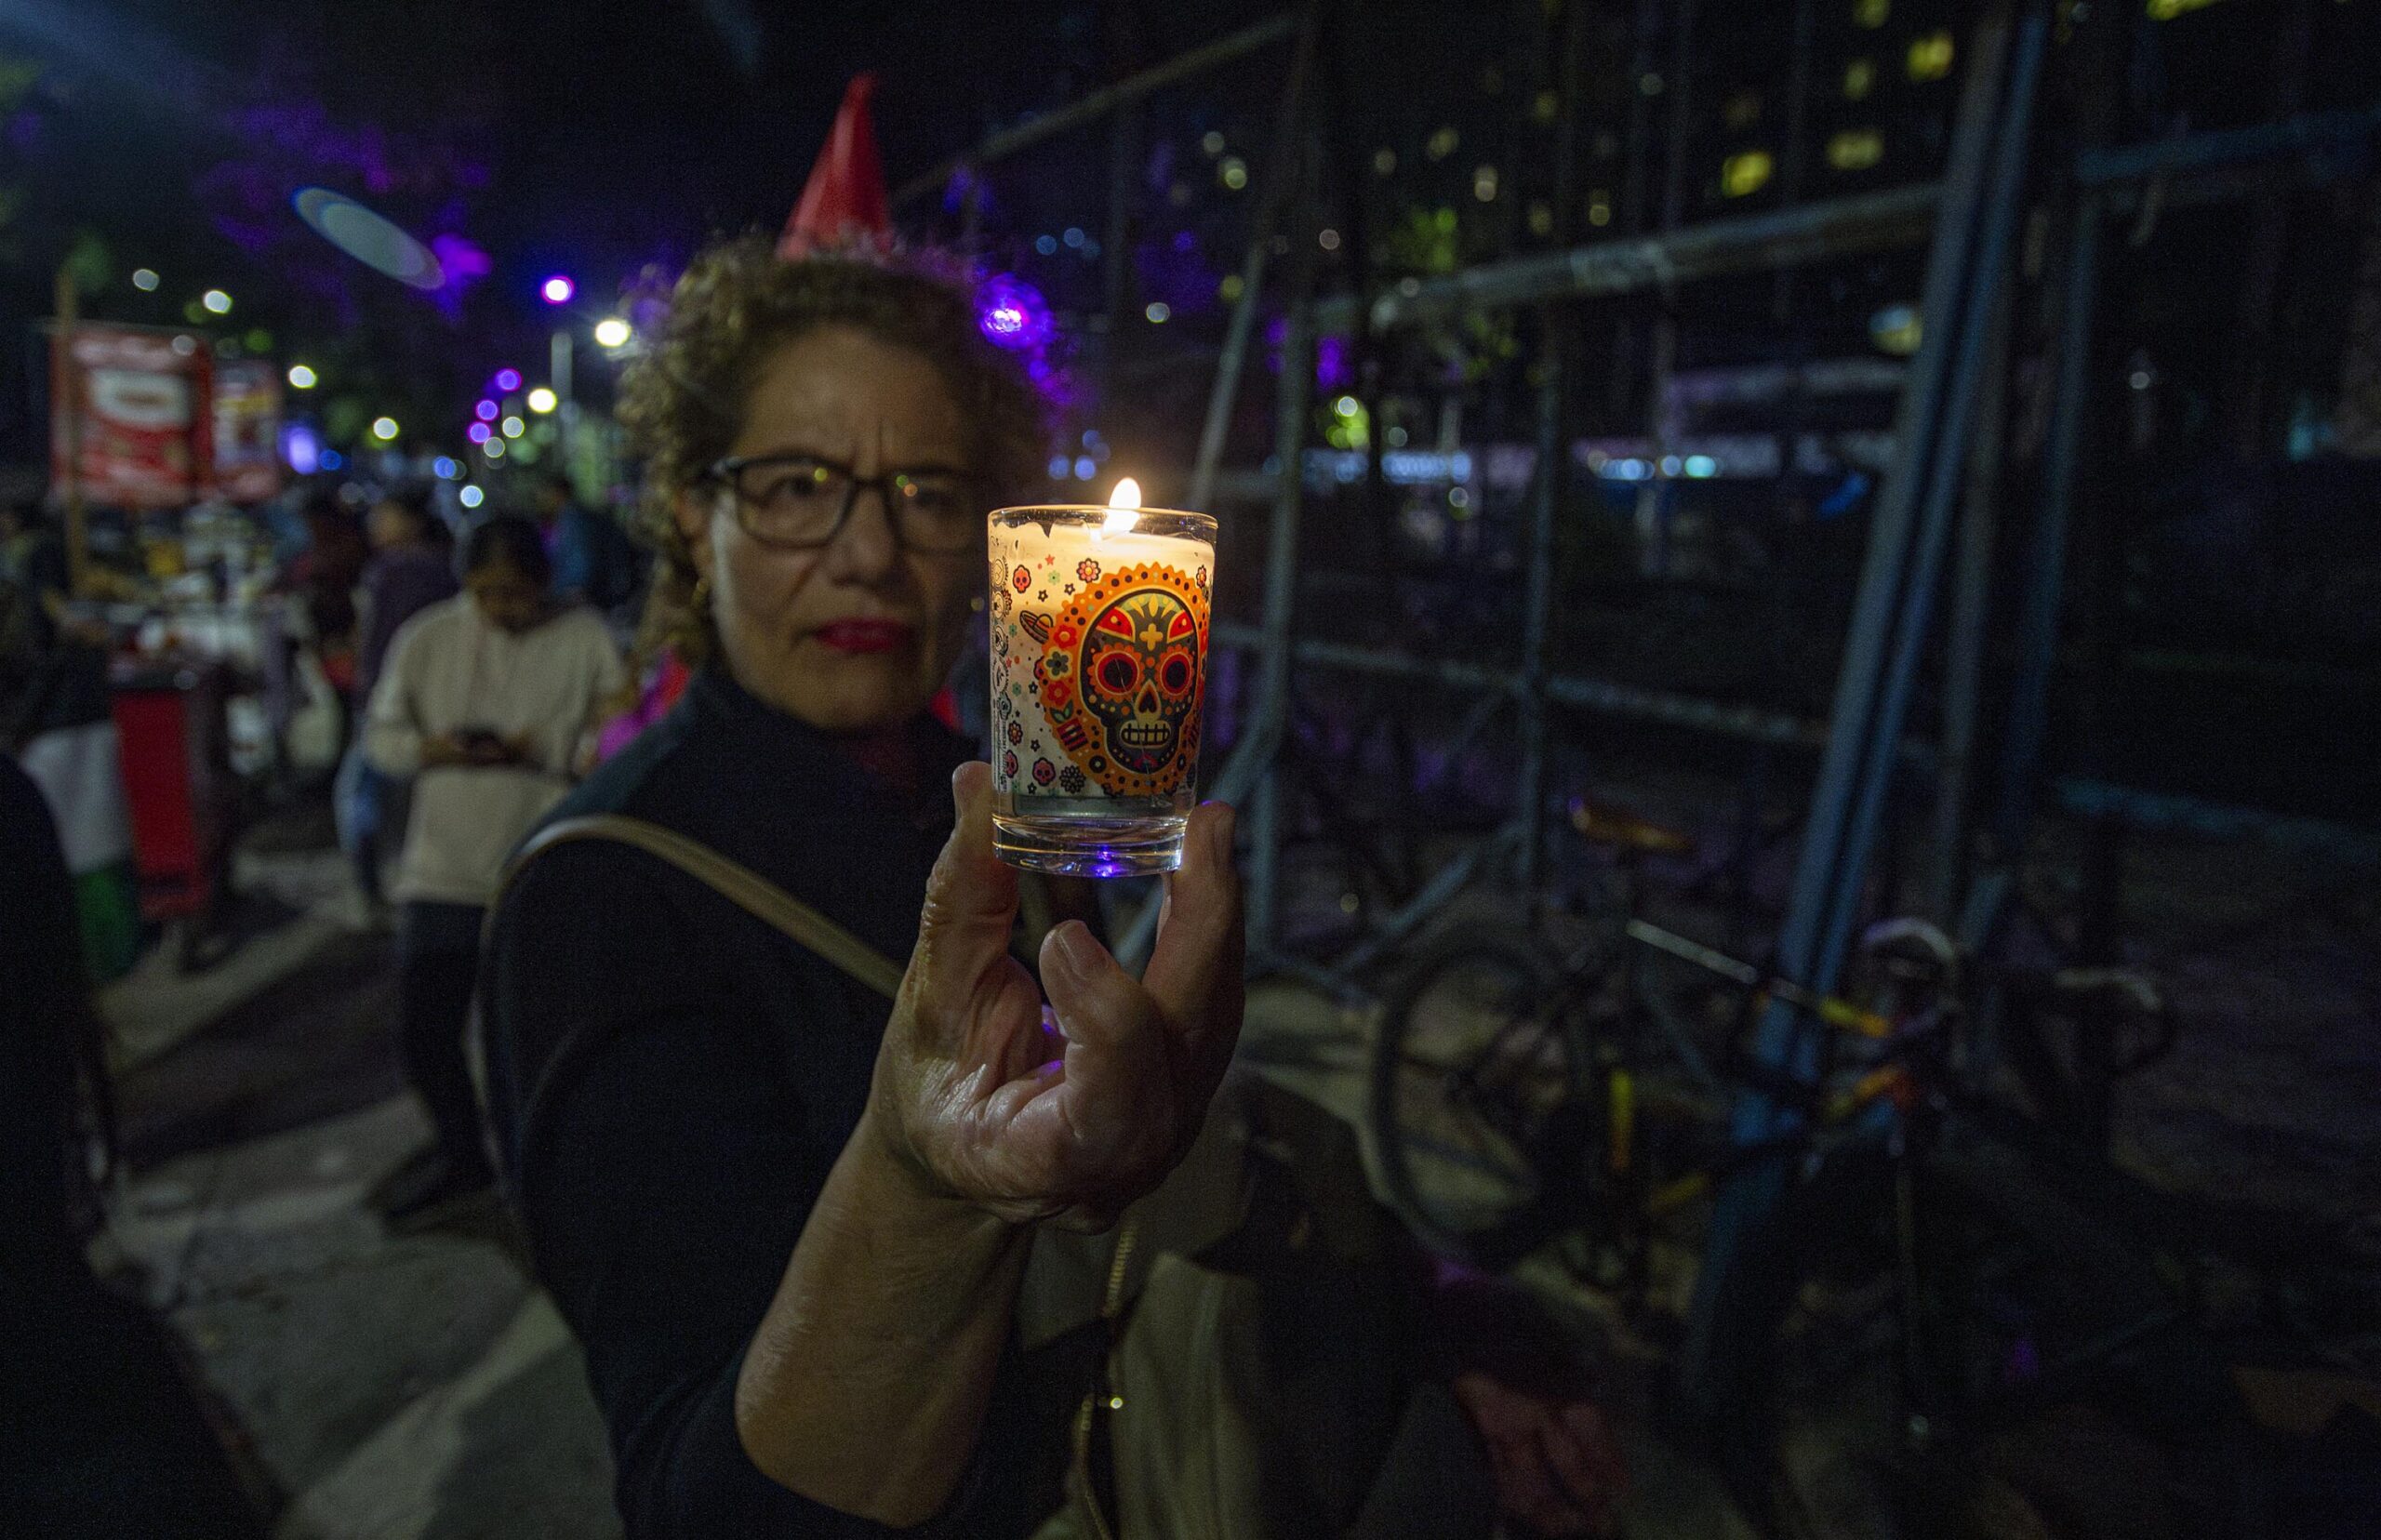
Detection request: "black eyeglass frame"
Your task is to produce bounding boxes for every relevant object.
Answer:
[699,450,984,553]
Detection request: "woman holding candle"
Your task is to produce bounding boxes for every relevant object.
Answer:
[482,234,1622,1539]
[481,238,1246,1536]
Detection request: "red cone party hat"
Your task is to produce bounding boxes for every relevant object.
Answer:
[778,73,892,258]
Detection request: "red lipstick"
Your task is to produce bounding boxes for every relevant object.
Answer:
[814,618,913,655]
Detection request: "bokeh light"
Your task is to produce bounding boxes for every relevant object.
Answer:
[493,367,524,392]
[293,188,446,290]
[286,365,318,390]
[476,400,500,421]
[467,422,493,445]
[202,289,233,314]
[592,317,632,349]
[526,387,558,414]
[132,269,160,292]
[459,485,486,509]
[976,273,1054,351]
[369,416,399,441]
[540,275,576,305]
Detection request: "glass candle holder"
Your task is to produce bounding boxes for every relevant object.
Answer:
[987,504,1217,876]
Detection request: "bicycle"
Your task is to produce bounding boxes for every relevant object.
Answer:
[1363,791,1871,1282]
[1369,879,2380,1537]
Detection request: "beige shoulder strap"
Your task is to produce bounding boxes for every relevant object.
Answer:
[501,814,907,1001]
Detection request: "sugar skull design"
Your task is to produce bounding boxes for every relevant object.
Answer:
[1034,562,1208,798]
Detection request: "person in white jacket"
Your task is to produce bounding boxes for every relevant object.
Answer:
[364,513,624,1219]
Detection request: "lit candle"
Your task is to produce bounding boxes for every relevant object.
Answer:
[986,480,1218,875]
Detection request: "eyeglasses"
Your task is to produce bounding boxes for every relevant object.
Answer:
[702,451,981,554]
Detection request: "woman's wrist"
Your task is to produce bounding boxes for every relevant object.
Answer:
[853,1104,1013,1236]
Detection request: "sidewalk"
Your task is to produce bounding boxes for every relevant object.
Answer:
[100,821,620,1540]
[99,814,1748,1539]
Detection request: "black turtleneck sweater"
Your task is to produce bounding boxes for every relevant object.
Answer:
[482,668,1057,1539]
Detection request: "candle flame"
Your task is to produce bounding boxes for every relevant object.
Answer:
[1102,476,1142,534]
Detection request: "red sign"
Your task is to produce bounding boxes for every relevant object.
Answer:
[211,360,283,504]
[51,325,215,510]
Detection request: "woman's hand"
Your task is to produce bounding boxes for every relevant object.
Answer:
[869,761,1244,1229]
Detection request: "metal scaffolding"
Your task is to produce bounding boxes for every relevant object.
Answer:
[891,0,2381,1412]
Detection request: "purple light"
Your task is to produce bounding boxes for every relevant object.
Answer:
[540,275,575,305]
[1315,334,1353,391]
[977,273,1054,352]
[493,368,523,393]
[280,422,322,476]
[475,399,499,421]
[467,422,493,444]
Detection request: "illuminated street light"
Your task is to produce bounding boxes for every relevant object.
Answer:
[526,386,558,414]
[202,289,233,314]
[286,364,319,390]
[540,275,576,304]
[132,269,160,292]
[369,416,400,441]
[592,317,632,349]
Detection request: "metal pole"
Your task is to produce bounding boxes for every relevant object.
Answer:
[551,325,577,473]
[1633,0,1696,578]
[1928,276,2012,921]
[1995,204,2099,856]
[1322,181,1945,330]
[892,13,1300,205]
[53,262,87,596]
[1683,4,2028,1422]
[1098,88,1142,403]
[1247,282,1315,952]
[1759,7,2017,1029]
[1817,23,2044,991]
[1186,9,1321,513]
[1517,0,1588,898]
[1115,18,1321,973]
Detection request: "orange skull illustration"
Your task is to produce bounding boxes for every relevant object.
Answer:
[1035,562,1207,797]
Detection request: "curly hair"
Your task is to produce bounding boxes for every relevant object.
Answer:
[616,235,1050,669]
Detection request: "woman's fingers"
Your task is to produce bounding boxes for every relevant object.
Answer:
[1041,923,1172,1118]
[1140,801,1244,1066]
[903,763,1022,1046]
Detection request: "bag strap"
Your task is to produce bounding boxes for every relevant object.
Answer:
[501,814,906,1000]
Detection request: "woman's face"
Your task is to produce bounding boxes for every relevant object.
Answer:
[676,325,979,734]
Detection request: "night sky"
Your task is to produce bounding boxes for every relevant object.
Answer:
[0,0,1280,453]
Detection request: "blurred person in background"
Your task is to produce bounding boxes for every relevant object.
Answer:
[1,757,263,1537]
[3,496,142,982]
[364,514,623,1221]
[333,486,457,923]
[285,485,368,690]
[534,469,640,624]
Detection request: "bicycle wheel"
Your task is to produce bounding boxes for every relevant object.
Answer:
[1367,928,1590,1268]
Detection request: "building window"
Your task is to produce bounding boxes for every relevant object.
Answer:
[1828,129,1885,171]
[1907,31,1955,81]
[1722,151,1776,198]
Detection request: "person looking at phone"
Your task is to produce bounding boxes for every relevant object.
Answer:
[364,513,625,1219]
